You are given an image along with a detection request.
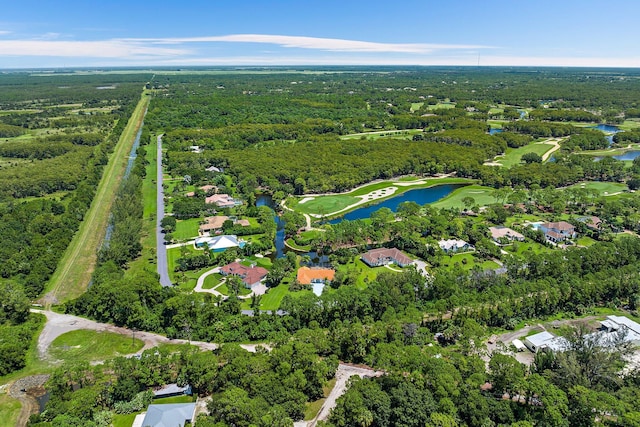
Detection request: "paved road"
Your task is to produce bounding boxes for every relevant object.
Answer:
[156,134,172,287]
[193,267,225,297]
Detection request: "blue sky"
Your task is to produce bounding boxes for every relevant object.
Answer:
[0,0,638,68]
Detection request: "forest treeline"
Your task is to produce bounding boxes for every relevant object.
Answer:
[0,74,147,376]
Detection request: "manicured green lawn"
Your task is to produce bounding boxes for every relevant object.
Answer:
[410,102,424,112]
[113,413,138,427]
[575,236,597,247]
[290,194,360,215]
[495,142,556,168]
[440,253,500,272]
[504,241,553,256]
[202,273,223,289]
[337,258,398,290]
[619,119,640,130]
[431,185,496,209]
[154,395,196,404]
[245,256,272,269]
[50,330,144,362]
[427,102,455,110]
[567,181,627,196]
[259,284,291,311]
[174,218,201,240]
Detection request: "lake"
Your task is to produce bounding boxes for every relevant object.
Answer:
[258,183,465,259]
[328,184,465,223]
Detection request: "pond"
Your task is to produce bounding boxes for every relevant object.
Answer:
[257,183,465,260]
[591,124,621,133]
[489,128,503,135]
[328,184,466,223]
[594,150,640,162]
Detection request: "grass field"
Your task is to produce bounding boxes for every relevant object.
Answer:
[202,273,223,289]
[617,119,640,131]
[174,218,201,240]
[410,102,424,112]
[441,253,500,271]
[431,185,497,209]
[50,330,144,362]
[494,142,557,168]
[567,181,627,196]
[504,241,553,256]
[427,101,456,110]
[0,394,21,427]
[45,90,150,305]
[259,284,291,311]
[288,177,473,216]
[339,129,422,141]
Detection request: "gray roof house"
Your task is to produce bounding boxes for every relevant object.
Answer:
[139,403,196,427]
[524,331,568,353]
[152,383,192,399]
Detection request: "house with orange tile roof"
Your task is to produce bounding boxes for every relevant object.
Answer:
[296,267,335,285]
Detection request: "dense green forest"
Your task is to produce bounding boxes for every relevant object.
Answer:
[0,73,149,379]
[4,68,640,427]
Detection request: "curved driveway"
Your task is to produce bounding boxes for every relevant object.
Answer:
[156,134,172,287]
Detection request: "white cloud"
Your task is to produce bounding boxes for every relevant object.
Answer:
[0,32,636,68]
[140,34,491,53]
[0,39,189,58]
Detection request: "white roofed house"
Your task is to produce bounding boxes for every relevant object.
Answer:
[207,234,244,252]
[488,226,525,243]
[438,239,473,253]
[524,331,568,353]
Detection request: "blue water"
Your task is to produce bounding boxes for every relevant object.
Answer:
[489,128,503,135]
[594,151,640,162]
[612,151,640,161]
[328,184,465,223]
[591,124,620,133]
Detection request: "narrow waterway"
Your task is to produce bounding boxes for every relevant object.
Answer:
[101,122,145,249]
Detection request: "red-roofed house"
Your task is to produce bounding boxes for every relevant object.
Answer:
[220,262,268,289]
[361,248,412,267]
